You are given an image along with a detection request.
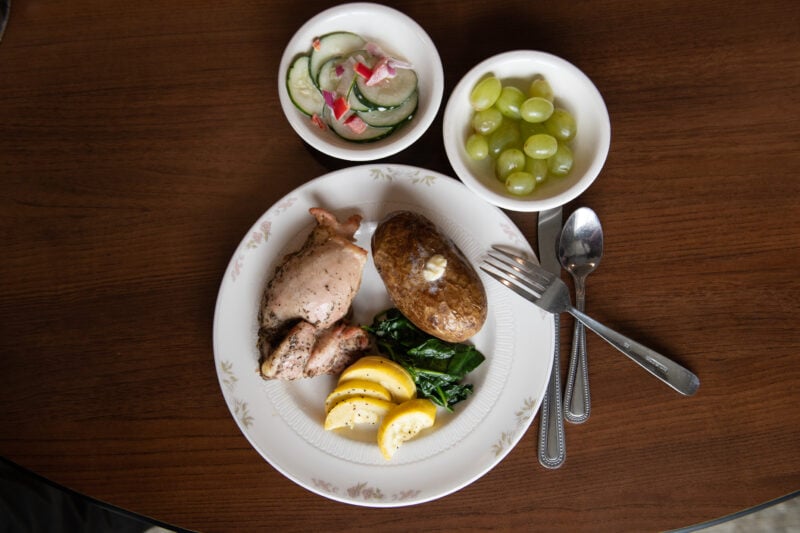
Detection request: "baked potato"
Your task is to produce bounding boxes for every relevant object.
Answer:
[371,210,487,342]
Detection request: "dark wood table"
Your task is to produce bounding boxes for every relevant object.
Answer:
[2,1,798,531]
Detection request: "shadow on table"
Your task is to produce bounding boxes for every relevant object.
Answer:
[0,457,194,533]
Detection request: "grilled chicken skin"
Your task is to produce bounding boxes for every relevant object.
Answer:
[258,208,369,380]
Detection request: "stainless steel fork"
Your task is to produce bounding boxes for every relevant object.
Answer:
[482,246,700,396]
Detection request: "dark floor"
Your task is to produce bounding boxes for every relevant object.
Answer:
[0,457,187,533]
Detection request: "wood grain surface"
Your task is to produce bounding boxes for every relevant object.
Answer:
[1,0,798,531]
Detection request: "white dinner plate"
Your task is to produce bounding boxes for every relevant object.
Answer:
[213,164,554,507]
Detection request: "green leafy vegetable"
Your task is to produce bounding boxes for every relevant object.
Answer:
[364,308,485,411]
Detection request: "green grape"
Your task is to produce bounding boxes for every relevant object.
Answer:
[465,74,577,190]
[488,121,521,158]
[523,133,558,159]
[529,77,554,101]
[547,142,574,176]
[520,97,554,123]
[519,119,548,140]
[545,108,577,141]
[505,171,536,195]
[471,108,503,135]
[495,148,526,181]
[469,76,502,111]
[465,133,489,160]
[495,86,525,119]
[525,157,549,184]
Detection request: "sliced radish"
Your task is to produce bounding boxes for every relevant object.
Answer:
[344,114,368,134]
[311,113,326,129]
[366,57,394,86]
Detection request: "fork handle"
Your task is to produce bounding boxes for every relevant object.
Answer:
[568,307,700,396]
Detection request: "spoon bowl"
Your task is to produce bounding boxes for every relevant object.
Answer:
[558,207,604,423]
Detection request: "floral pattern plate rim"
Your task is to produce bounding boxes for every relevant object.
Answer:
[212,164,554,507]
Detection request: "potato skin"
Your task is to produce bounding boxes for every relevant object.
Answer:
[371,211,487,342]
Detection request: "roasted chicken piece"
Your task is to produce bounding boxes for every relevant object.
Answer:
[257,207,369,380]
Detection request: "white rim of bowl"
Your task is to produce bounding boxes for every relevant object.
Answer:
[278,3,444,161]
[443,50,610,212]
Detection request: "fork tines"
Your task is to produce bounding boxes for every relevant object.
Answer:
[481,246,552,298]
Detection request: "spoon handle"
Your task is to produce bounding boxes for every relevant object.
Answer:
[564,322,591,423]
[564,280,591,423]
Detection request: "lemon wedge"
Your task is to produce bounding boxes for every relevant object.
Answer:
[377,398,437,460]
[324,379,393,414]
[338,356,416,403]
[323,396,396,431]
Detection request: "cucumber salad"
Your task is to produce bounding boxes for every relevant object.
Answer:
[286,31,419,142]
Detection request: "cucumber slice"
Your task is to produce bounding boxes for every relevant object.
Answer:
[323,106,394,143]
[355,68,418,110]
[286,55,324,116]
[308,32,366,87]
[348,86,369,112]
[316,56,342,93]
[357,90,418,127]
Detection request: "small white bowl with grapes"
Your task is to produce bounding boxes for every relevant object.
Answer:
[443,50,610,212]
[279,3,444,161]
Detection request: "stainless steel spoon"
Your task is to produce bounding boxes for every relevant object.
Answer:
[559,207,603,423]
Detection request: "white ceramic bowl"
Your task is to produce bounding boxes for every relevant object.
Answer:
[278,3,444,161]
[443,51,611,212]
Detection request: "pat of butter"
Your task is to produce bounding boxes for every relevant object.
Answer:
[423,254,447,282]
